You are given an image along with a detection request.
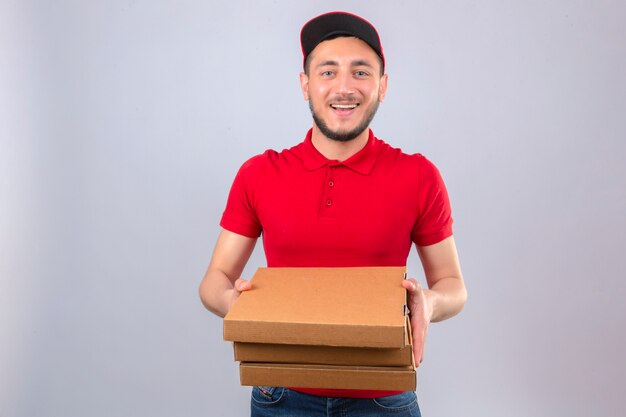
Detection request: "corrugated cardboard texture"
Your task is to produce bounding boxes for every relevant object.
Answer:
[224,267,407,348]
[240,363,416,391]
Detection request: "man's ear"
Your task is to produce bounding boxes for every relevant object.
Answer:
[378,73,389,102]
[299,72,310,100]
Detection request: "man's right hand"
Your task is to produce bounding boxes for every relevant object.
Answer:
[229,278,253,311]
[199,229,258,317]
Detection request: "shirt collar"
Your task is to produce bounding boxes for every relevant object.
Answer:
[301,129,383,175]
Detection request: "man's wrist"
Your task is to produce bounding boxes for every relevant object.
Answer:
[423,288,436,322]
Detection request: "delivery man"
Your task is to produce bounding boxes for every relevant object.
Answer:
[199,11,467,417]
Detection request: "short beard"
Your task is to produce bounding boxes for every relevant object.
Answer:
[309,99,380,142]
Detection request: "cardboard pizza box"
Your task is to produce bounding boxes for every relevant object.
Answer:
[239,362,416,391]
[233,341,413,367]
[223,267,409,348]
[233,316,413,366]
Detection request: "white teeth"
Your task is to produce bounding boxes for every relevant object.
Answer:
[331,104,358,109]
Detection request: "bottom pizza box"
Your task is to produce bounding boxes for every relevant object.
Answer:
[239,363,416,391]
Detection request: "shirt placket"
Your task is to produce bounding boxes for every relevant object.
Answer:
[319,163,339,219]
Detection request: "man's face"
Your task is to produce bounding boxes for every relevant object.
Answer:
[300,36,388,142]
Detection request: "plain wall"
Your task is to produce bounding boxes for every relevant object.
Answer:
[1,1,625,416]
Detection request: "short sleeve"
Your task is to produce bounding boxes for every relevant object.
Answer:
[411,156,453,246]
[219,155,264,238]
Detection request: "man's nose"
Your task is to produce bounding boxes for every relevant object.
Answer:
[335,72,355,95]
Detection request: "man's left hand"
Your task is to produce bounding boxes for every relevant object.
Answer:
[402,278,434,368]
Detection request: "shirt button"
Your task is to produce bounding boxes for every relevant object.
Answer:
[328,181,334,187]
[326,199,332,206]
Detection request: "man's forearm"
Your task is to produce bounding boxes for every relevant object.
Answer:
[199,229,257,318]
[425,276,467,322]
[199,269,236,318]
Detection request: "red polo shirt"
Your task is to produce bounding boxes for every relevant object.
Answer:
[220,129,453,397]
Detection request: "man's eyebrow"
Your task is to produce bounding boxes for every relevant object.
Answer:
[316,60,339,68]
[315,59,375,69]
[351,59,374,68]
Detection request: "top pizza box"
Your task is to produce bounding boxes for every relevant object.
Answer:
[223,267,408,348]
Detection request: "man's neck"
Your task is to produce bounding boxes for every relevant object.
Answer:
[310,126,370,162]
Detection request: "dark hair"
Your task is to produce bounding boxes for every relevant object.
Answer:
[303,34,384,76]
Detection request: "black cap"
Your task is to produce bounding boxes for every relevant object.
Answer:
[300,11,385,72]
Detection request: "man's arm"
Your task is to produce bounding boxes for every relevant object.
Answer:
[199,228,257,318]
[416,235,467,322]
[402,235,467,365]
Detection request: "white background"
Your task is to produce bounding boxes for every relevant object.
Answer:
[1,1,625,416]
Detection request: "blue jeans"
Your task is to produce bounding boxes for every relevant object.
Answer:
[250,386,421,417]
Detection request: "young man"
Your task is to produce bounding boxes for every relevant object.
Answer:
[199,11,467,417]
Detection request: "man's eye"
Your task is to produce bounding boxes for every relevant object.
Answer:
[321,70,334,76]
[355,70,369,77]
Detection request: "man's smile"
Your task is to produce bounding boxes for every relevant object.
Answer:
[330,102,360,116]
[330,103,359,109]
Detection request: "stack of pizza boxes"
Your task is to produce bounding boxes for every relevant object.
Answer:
[223,267,416,390]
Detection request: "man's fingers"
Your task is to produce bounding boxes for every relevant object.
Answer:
[402,278,420,292]
[406,279,428,368]
[413,343,424,368]
[403,278,431,368]
[412,321,427,368]
[234,278,252,293]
